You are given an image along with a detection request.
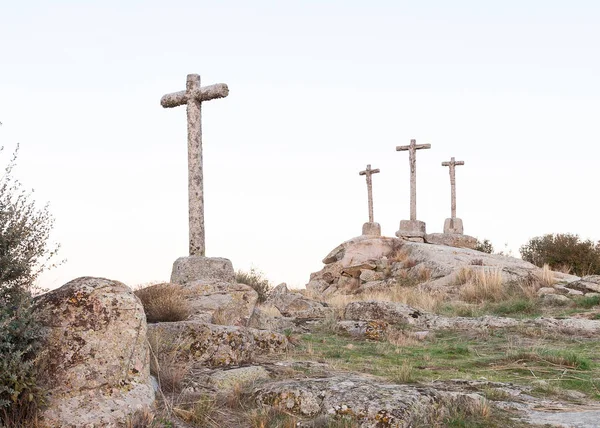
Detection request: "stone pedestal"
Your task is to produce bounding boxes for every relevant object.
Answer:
[362,222,381,236]
[425,233,477,249]
[443,218,464,234]
[171,256,235,285]
[395,220,426,242]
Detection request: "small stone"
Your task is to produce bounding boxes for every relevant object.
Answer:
[542,293,571,306]
[537,287,557,296]
[209,366,269,391]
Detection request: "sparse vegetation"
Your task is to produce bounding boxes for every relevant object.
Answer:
[474,239,494,254]
[520,233,600,276]
[0,144,60,426]
[235,268,272,303]
[135,283,191,323]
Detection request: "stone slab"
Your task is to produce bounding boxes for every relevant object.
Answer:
[170,256,235,285]
[362,222,381,236]
[443,218,464,234]
[424,233,477,250]
[396,219,426,241]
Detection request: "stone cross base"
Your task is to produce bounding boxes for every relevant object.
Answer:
[171,256,235,285]
[425,233,477,250]
[443,218,464,234]
[362,222,381,236]
[395,220,426,243]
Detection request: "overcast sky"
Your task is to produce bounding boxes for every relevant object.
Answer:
[1,1,598,290]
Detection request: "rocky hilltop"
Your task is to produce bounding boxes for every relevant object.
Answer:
[29,238,600,427]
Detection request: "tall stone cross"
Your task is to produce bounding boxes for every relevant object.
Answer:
[396,139,431,221]
[161,74,229,257]
[359,164,380,223]
[441,157,464,220]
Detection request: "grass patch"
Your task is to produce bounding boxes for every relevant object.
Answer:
[294,328,600,400]
[572,294,600,309]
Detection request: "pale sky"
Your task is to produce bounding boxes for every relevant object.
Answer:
[1,1,598,290]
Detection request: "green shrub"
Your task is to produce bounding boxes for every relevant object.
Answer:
[520,233,600,276]
[235,268,272,303]
[0,144,59,425]
[474,239,494,254]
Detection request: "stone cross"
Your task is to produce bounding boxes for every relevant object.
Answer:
[359,164,380,223]
[441,157,464,219]
[161,74,229,257]
[396,139,431,220]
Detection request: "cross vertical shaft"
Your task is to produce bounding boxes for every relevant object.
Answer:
[396,139,431,221]
[161,74,229,257]
[442,157,465,219]
[359,164,380,223]
[186,75,204,256]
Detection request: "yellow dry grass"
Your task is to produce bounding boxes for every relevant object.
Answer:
[536,263,557,287]
[323,287,444,313]
[458,268,505,303]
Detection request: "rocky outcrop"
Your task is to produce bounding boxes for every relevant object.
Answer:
[35,277,154,428]
[307,236,580,296]
[184,281,258,326]
[147,321,288,368]
[266,283,332,319]
[344,301,425,325]
[565,275,600,294]
[251,375,482,426]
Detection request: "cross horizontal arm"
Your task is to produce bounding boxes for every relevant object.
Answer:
[442,160,465,166]
[160,83,229,108]
[396,143,431,151]
[359,168,380,176]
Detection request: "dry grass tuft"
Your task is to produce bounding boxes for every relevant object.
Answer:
[458,268,505,303]
[536,264,557,287]
[323,287,444,313]
[147,330,193,393]
[135,283,191,323]
[126,408,154,428]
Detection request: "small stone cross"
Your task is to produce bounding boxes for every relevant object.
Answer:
[161,74,229,257]
[396,139,431,220]
[359,164,380,223]
[441,157,464,220]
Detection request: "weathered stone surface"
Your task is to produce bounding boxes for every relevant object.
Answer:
[183,281,258,326]
[252,375,481,426]
[147,321,287,368]
[35,277,154,428]
[344,301,425,325]
[341,263,376,278]
[396,219,426,241]
[247,307,296,332]
[541,293,571,306]
[171,256,235,285]
[537,287,557,296]
[362,222,381,236]
[443,217,464,234]
[566,275,600,294]
[337,320,389,340]
[305,278,331,294]
[424,233,477,250]
[359,269,385,283]
[267,283,332,319]
[161,74,229,256]
[209,366,270,391]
